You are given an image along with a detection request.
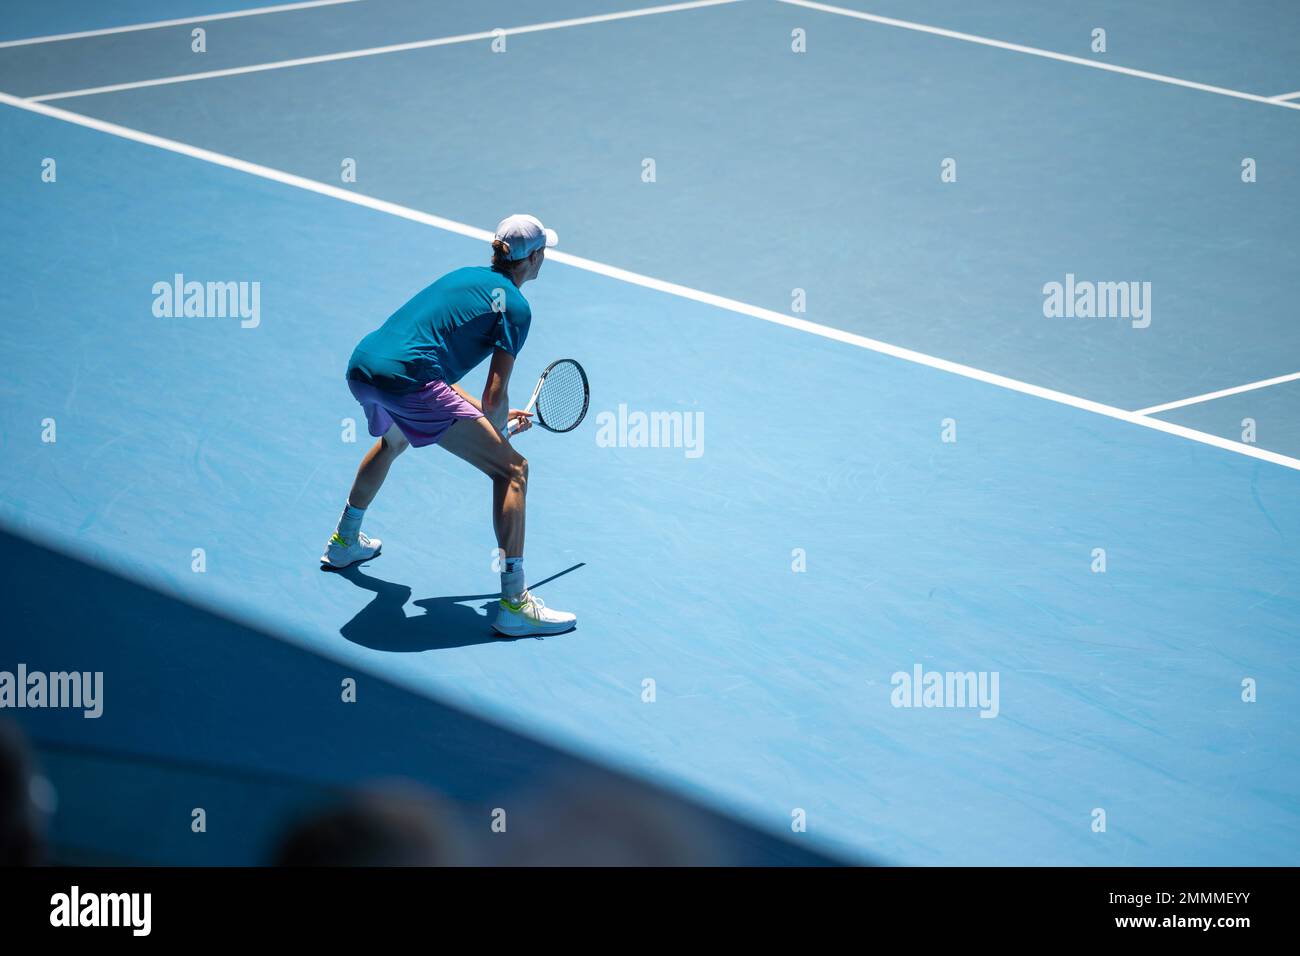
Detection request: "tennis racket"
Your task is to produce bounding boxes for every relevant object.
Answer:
[506,359,590,436]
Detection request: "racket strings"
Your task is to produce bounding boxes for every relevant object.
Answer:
[536,361,588,431]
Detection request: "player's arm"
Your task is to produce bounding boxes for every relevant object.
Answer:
[481,348,515,434]
[450,383,483,412]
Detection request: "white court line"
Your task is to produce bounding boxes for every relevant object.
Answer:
[2,90,1299,474]
[778,0,1300,113]
[27,0,742,102]
[1135,371,1300,416]
[0,0,365,49]
[1271,90,1300,102]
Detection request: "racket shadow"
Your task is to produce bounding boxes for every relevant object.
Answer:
[335,563,585,652]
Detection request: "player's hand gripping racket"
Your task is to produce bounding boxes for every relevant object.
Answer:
[506,359,589,437]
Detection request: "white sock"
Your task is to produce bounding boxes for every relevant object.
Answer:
[501,556,525,603]
[335,503,365,543]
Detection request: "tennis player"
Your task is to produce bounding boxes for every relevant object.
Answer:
[322,214,576,638]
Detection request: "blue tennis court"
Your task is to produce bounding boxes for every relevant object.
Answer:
[2,0,1298,865]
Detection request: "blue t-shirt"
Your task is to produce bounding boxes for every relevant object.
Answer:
[347,267,531,393]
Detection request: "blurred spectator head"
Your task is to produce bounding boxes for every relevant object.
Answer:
[272,782,467,866]
[0,720,46,866]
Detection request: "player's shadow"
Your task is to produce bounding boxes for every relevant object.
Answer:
[335,563,584,653]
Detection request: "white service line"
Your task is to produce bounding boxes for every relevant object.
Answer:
[26,0,742,102]
[2,90,1299,474]
[0,0,365,49]
[1135,371,1300,417]
[777,0,1300,113]
[1271,90,1300,102]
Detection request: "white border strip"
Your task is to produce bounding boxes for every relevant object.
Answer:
[1135,371,1300,416]
[2,90,1299,474]
[0,0,365,49]
[777,0,1300,113]
[27,0,742,102]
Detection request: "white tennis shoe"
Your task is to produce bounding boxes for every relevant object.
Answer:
[493,591,577,637]
[321,531,382,569]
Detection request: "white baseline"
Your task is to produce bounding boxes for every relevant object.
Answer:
[0,0,365,50]
[26,0,743,101]
[778,0,1300,113]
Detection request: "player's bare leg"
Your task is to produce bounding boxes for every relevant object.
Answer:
[438,416,575,636]
[321,424,407,569]
[348,425,409,509]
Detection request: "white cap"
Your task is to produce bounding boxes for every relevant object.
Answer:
[493,213,558,261]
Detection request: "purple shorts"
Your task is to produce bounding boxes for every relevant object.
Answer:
[348,378,482,447]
